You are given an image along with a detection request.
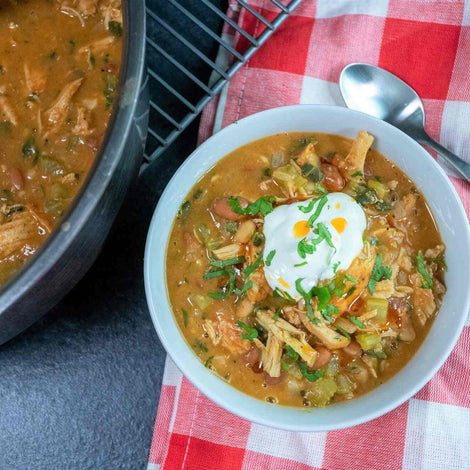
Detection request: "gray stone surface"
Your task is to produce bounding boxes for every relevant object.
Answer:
[0,0,227,467]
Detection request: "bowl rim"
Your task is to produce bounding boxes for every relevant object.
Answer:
[144,104,470,431]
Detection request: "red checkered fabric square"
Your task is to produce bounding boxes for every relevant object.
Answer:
[148,2,470,469]
[379,18,461,100]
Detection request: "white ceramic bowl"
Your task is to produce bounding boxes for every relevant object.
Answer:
[144,105,470,431]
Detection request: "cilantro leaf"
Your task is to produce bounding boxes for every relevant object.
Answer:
[298,362,325,382]
[265,250,276,267]
[236,320,258,341]
[307,195,328,227]
[228,196,275,217]
[416,252,433,289]
[368,253,392,294]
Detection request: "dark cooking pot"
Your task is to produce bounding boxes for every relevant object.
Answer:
[0,0,148,344]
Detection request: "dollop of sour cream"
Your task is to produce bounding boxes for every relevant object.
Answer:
[263,192,366,300]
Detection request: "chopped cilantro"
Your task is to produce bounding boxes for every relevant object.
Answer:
[307,196,328,227]
[108,21,122,37]
[376,201,392,212]
[345,273,358,283]
[284,345,299,361]
[182,309,189,327]
[294,261,308,268]
[347,315,365,329]
[298,199,316,214]
[204,356,214,368]
[368,253,392,294]
[244,255,262,277]
[234,280,253,296]
[236,320,258,341]
[211,256,245,268]
[265,250,276,267]
[299,362,325,382]
[228,196,275,217]
[416,252,433,289]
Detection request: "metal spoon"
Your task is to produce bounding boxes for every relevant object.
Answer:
[339,63,470,182]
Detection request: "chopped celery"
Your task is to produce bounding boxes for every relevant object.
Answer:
[336,374,356,395]
[356,333,381,350]
[304,377,338,407]
[39,155,64,174]
[195,224,211,243]
[206,239,222,251]
[325,354,339,377]
[190,294,212,310]
[286,363,303,380]
[367,179,389,200]
[366,297,389,323]
[272,163,298,181]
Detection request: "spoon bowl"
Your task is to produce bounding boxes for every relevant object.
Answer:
[340,63,470,181]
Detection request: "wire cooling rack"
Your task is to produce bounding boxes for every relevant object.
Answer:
[142,0,303,172]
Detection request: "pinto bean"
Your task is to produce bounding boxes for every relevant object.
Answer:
[313,345,332,369]
[264,372,283,386]
[212,196,249,220]
[342,341,362,357]
[244,346,261,365]
[9,167,24,190]
[321,163,345,192]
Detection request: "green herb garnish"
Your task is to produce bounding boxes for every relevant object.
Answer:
[204,356,214,367]
[307,196,327,227]
[211,256,245,268]
[368,253,392,294]
[108,21,122,37]
[299,362,325,382]
[345,273,358,283]
[335,326,351,340]
[265,250,276,267]
[182,309,189,327]
[284,345,299,361]
[416,252,433,289]
[193,340,208,353]
[375,201,392,212]
[298,199,316,214]
[228,196,275,217]
[294,261,308,267]
[244,255,262,277]
[236,320,258,341]
[347,315,365,329]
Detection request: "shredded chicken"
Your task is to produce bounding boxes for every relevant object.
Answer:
[282,305,302,327]
[184,232,203,263]
[24,64,47,95]
[0,211,46,259]
[295,143,321,167]
[330,243,376,313]
[256,310,318,367]
[204,319,251,355]
[246,267,272,302]
[298,304,350,349]
[0,86,17,125]
[335,131,374,179]
[72,106,94,136]
[410,274,436,326]
[388,193,418,229]
[45,78,84,129]
[261,332,283,377]
[212,243,242,260]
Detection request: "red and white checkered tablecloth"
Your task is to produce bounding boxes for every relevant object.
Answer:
[148,2,470,469]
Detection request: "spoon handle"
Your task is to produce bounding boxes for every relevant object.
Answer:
[417,132,470,183]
